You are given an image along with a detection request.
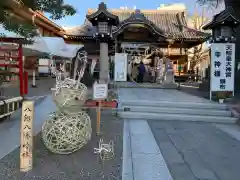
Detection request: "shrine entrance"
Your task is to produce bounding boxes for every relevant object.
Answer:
[112,14,176,85]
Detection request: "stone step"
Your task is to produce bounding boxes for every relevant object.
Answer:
[120,100,227,110]
[118,111,237,124]
[121,106,232,117]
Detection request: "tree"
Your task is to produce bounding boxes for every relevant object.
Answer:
[197,0,240,12]
[197,0,224,7]
[0,0,76,39]
[187,7,210,71]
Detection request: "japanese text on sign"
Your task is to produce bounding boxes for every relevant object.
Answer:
[210,43,235,92]
[20,101,34,172]
[93,83,108,100]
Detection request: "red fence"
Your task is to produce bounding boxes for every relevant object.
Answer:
[0,37,28,96]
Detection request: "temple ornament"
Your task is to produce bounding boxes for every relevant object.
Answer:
[42,49,92,154]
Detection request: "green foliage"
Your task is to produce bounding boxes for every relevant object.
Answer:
[0,0,76,40]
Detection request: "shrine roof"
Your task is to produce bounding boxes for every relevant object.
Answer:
[64,9,210,41]
[203,7,240,30]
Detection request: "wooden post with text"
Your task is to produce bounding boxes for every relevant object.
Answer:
[20,101,34,172]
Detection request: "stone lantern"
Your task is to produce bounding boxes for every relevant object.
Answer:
[203,7,240,97]
[87,2,119,82]
[203,7,239,43]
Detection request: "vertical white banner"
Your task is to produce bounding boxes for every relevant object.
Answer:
[114,53,128,81]
[20,101,34,172]
[210,43,235,92]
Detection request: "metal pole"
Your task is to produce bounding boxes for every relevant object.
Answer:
[178,69,181,89]
[32,70,36,88]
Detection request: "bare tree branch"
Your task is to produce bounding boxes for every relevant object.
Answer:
[187,6,210,70]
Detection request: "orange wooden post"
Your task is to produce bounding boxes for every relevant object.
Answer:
[96,101,101,135]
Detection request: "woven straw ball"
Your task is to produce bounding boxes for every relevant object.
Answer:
[52,83,88,114]
[42,111,92,154]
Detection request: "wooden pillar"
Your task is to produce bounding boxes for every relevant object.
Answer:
[115,37,121,53]
[184,48,189,71]
[179,41,184,73]
[167,45,170,57]
[180,41,183,56]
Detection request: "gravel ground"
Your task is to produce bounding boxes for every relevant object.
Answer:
[0,109,123,180]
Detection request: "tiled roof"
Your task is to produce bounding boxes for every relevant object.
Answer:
[65,9,210,40]
[203,7,240,30]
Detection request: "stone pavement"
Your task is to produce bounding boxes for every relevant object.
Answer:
[149,121,240,180]
[119,88,240,180]
[122,119,173,180]
[1,77,55,98]
[179,83,209,99]
[118,88,211,103]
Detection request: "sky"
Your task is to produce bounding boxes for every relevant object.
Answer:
[47,0,224,27]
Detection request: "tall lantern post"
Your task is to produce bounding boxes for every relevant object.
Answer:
[203,7,240,100]
[87,2,119,83]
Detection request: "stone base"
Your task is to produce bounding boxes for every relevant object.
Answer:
[164,71,175,84]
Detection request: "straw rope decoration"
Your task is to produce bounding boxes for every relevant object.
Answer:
[94,138,115,161]
[42,111,92,154]
[123,46,169,85]
[42,50,92,154]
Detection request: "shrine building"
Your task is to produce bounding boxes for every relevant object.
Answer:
[62,3,210,78]
[2,2,211,82]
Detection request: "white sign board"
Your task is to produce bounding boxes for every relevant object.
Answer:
[93,83,108,100]
[210,43,235,92]
[114,53,128,81]
[20,101,34,172]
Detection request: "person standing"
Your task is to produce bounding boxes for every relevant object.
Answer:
[127,61,132,81]
[138,61,146,83]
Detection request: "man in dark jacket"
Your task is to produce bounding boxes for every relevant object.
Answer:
[138,61,145,83]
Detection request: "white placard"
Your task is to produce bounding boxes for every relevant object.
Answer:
[210,43,235,92]
[93,83,108,100]
[114,53,128,81]
[20,101,34,172]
